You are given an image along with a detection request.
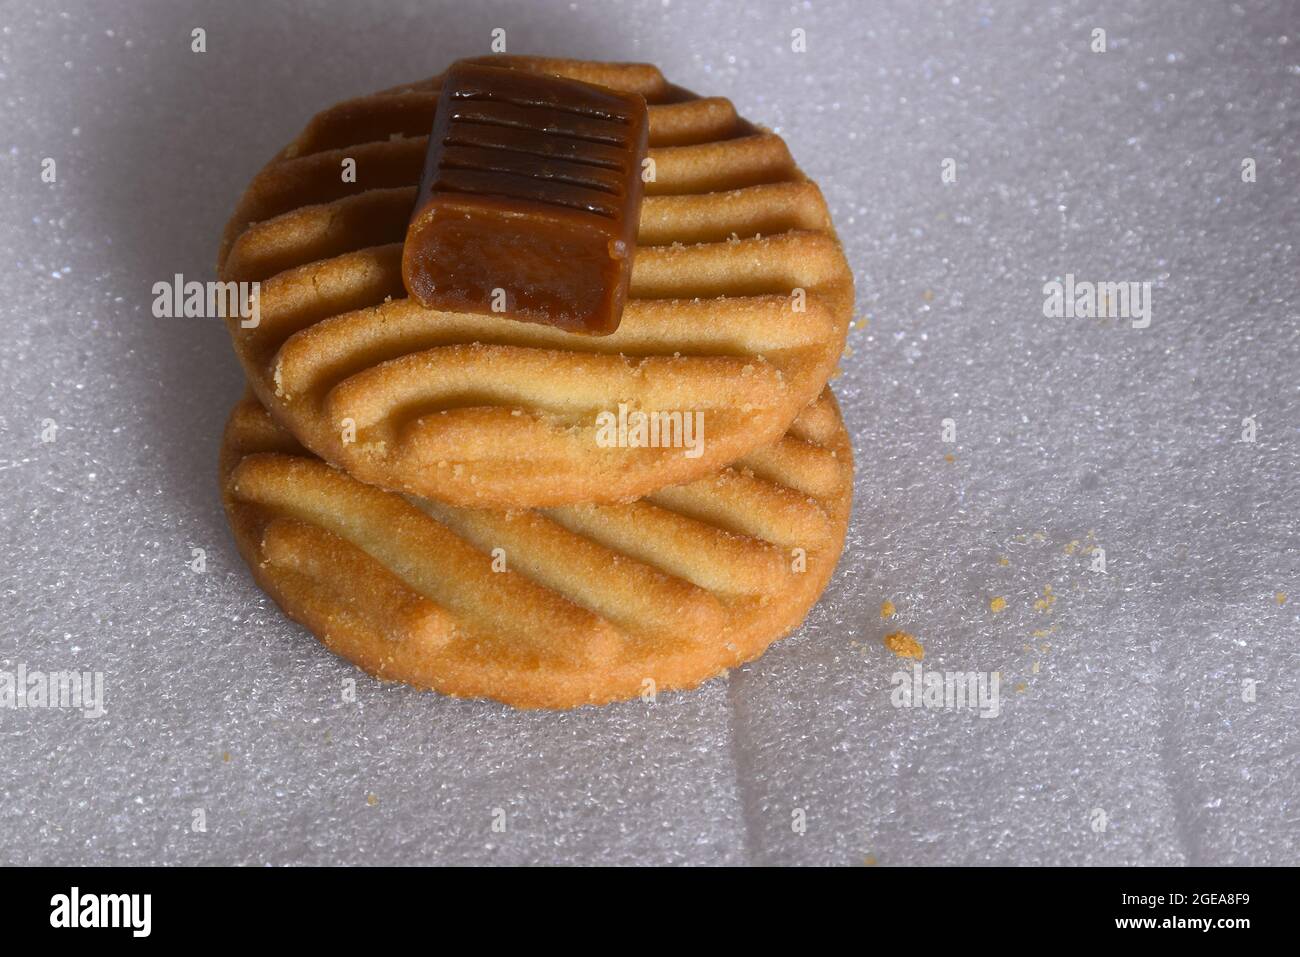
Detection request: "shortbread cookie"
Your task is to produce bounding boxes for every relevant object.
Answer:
[218,56,854,507]
[221,388,853,709]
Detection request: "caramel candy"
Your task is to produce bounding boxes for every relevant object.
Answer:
[402,62,650,335]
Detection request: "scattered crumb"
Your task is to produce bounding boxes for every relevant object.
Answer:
[998,556,1010,566]
[1276,592,1287,605]
[1064,540,1080,555]
[1015,682,1028,693]
[1033,584,1057,613]
[922,289,935,302]
[944,453,955,463]
[1039,642,1051,652]
[880,599,896,619]
[989,596,1007,613]
[222,752,231,763]
[883,631,924,660]
[366,793,379,807]
[863,854,879,866]
[1031,661,1041,674]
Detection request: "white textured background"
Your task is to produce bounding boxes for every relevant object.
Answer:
[1,0,1297,866]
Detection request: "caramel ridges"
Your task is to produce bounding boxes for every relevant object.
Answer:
[401,62,650,335]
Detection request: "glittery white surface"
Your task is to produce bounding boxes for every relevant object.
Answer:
[2,0,1297,865]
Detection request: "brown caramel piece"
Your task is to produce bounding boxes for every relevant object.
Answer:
[402,62,649,335]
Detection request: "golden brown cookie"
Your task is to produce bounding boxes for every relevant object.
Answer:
[218,56,854,508]
[221,388,854,709]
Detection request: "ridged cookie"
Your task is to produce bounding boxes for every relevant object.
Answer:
[220,388,853,709]
[218,56,854,508]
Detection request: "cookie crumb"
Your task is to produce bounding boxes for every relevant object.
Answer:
[989,596,1007,613]
[1276,592,1287,605]
[1033,585,1056,613]
[880,599,896,619]
[366,793,379,807]
[883,631,924,660]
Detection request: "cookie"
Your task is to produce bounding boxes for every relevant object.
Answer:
[221,388,853,709]
[218,56,854,507]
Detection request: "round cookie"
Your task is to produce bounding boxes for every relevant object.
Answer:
[221,389,854,709]
[218,56,854,508]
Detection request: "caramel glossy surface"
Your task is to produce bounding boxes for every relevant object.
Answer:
[402,62,649,335]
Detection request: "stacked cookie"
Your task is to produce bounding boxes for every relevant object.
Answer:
[216,57,854,708]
